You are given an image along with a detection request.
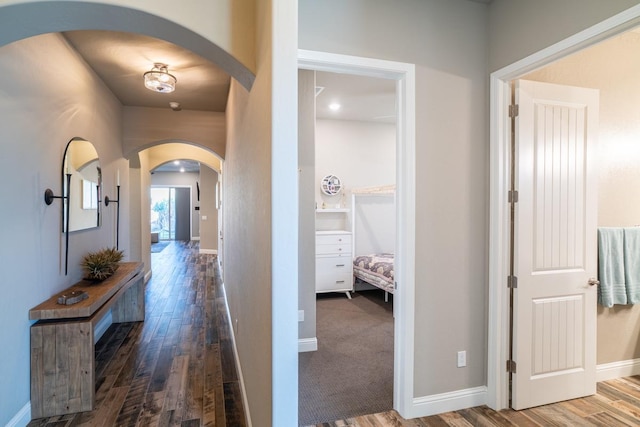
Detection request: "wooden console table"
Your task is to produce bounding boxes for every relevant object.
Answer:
[29,262,144,418]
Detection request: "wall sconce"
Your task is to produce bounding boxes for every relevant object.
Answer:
[44,173,71,275]
[104,173,121,249]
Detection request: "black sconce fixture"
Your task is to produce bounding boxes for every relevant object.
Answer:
[44,173,71,275]
[104,184,120,249]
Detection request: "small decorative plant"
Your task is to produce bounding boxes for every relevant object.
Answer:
[82,247,124,282]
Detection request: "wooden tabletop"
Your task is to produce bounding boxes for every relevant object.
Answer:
[29,262,143,321]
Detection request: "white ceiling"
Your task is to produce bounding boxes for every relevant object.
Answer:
[153,159,201,173]
[63,30,230,112]
[58,29,400,181]
[64,31,397,125]
[315,71,396,123]
[63,30,234,174]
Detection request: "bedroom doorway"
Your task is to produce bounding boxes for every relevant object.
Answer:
[298,50,416,419]
[300,70,397,424]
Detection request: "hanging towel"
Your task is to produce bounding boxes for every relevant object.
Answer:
[598,227,627,307]
[624,227,640,304]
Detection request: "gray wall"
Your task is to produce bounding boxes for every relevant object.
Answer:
[488,0,640,72]
[301,0,489,396]
[0,33,125,423]
[301,0,640,400]
[128,155,145,276]
[122,107,226,159]
[223,2,276,419]
[131,150,152,282]
[225,78,273,423]
[298,69,316,342]
[199,165,219,252]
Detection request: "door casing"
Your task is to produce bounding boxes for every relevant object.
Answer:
[488,4,640,410]
[298,49,417,417]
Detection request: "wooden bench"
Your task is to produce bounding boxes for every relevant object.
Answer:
[29,262,144,419]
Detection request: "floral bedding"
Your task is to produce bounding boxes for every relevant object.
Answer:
[353,253,395,294]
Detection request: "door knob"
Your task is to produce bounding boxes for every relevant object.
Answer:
[588,277,600,286]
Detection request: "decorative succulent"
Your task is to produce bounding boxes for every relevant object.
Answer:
[81,247,124,281]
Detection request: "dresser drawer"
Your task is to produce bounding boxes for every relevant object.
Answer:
[315,257,353,292]
[316,274,353,292]
[316,243,351,255]
[316,256,353,272]
[316,233,352,246]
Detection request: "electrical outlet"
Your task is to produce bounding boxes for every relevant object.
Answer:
[298,310,304,322]
[457,351,466,368]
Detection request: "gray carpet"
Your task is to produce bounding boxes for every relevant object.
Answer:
[299,291,394,425]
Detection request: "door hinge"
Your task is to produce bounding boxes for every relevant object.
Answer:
[507,275,518,289]
[508,190,519,203]
[506,360,517,373]
[509,104,519,118]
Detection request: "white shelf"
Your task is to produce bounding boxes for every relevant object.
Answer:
[315,208,350,213]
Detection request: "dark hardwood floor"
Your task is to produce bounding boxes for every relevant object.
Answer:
[29,240,640,426]
[28,241,246,427]
[308,376,640,426]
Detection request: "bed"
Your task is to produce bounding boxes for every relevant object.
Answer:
[351,184,396,301]
[353,253,395,296]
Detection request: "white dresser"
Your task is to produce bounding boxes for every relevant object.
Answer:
[315,230,353,298]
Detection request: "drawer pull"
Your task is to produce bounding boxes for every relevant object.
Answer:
[336,280,345,284]
[338,238,342,242]
[335,264,345,267]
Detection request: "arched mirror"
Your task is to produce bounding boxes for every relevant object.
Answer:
[63,137,101,232]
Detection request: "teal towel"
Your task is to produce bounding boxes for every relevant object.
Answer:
[598,228,627,307]
[624,228,640,304]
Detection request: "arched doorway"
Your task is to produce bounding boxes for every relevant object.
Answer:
[131,142,224,282]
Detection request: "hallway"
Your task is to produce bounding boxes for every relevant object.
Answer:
[28,241,246,426]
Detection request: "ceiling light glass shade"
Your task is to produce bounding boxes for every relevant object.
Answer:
[143,63,176,93]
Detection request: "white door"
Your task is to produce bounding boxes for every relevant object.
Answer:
[512,79,599,410]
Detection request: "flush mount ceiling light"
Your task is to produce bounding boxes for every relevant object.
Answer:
[143,63,176,93]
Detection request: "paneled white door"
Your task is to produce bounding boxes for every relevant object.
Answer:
[512,79,599,410]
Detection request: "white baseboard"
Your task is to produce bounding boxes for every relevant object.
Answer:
[6,401,30,427]
[405,386,487,419]
[398,362,637,420]
[199,249,218,255]
[298,337,318,352]
[597,358,640,382]
[94,311,113,344]
[144,270,152,283]
[191,236,200,241]
[221,283,252,427]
